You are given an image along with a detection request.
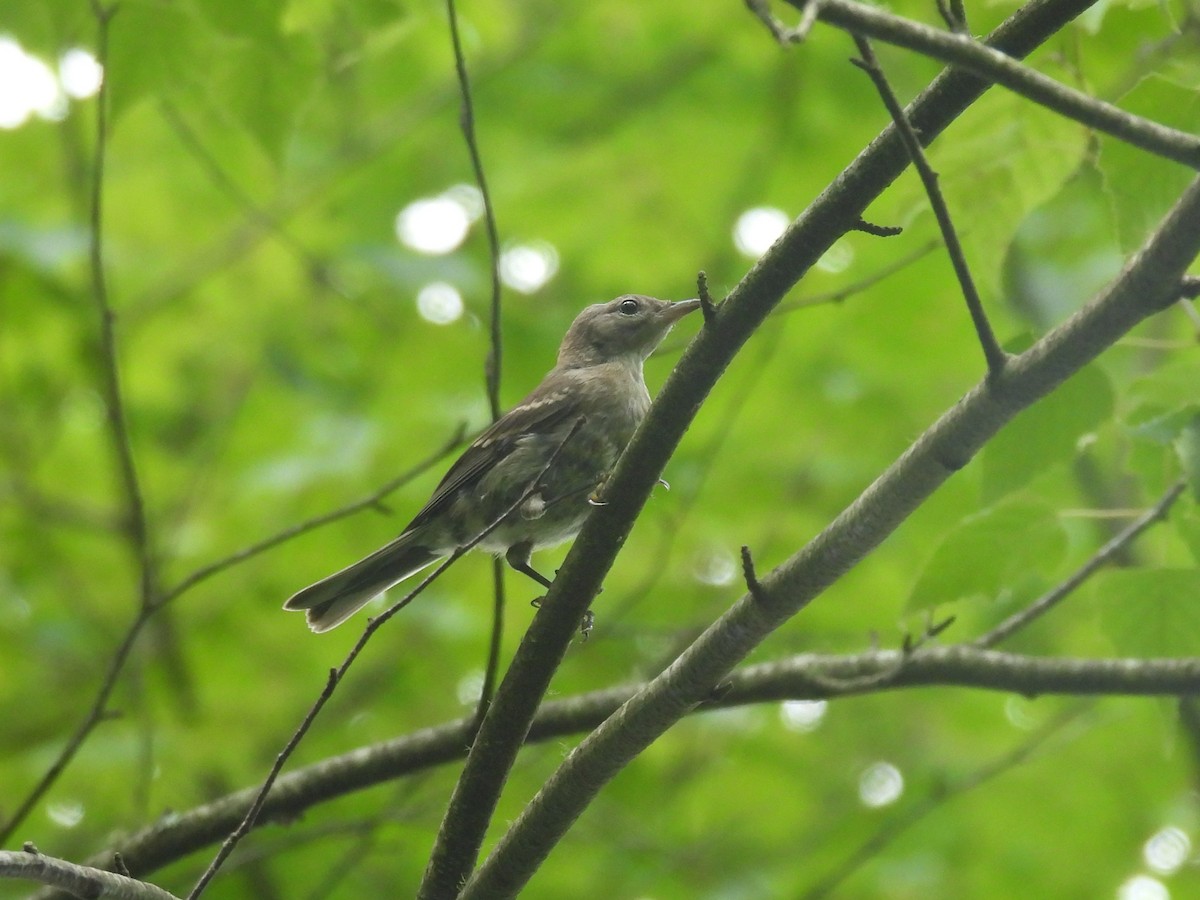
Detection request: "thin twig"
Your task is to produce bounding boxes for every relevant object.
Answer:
[800,615,953,693]
[934,0,956,31]
[0,1,150,847]
[975,480,1186,649]
[186,418,586,899]
[796,0,824,42]
[850,217,903,237]
[697,271,719,324]
[445,0,509,723]
[188,591,431,899]
[85,0,146,560]
[935,0,970,34]
[949,0,969,33]
[447,0,503,421]
[851,35,1009,378]
[740,546,768,602]
[87,0,154,596]
[1178,295,1200,336]
[746,0,823,44]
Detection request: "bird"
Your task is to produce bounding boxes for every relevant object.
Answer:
[284,294,702,632]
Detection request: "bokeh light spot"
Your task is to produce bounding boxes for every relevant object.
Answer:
[858,761,904,808]
[444,183,485,222]
[1143,826,1190,876]
[396,195,471,255]
[59,47,103,99]
[0,37,64,129]
[47,801,85,828]
[1118,874,1169,900]
[500,241,559,294]
[456,669,484,706]
[692,547,737,587]
[733,207,789,258]
[417,281,465,325]
[780,699,827,733]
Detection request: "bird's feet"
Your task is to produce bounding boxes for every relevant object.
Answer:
[529,596,595,640]
[591,477,668,505]
[588,473,610,507]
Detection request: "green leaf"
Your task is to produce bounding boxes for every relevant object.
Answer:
[105,0,204,122]
[206,36,319,166]
[907,499,1068,612]
[980,362,1114,502]
[1002,163,1122,331]
[1099,75,1200,252]
[1096,568,1200,657]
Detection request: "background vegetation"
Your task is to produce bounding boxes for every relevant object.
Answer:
[2,0,1200,896]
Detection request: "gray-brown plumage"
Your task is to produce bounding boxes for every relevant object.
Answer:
[284,294,701,632]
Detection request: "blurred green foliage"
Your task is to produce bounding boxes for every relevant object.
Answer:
[2,0,1199,897]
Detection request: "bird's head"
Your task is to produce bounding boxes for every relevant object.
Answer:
[556,295,701,369]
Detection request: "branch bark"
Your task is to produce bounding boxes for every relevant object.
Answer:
[3,847,179,900]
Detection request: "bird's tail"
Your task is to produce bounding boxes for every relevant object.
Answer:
[283,533,441,633]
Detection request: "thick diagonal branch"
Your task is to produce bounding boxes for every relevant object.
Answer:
[416,0,1121,894]
[460,173,1200,898]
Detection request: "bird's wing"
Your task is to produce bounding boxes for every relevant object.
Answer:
[405,383,582,531]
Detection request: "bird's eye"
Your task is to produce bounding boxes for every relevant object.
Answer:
[618,298,640,316]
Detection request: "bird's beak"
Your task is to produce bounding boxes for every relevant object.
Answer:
[662,298,702,323]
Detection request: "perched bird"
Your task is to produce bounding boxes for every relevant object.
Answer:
[284,294,701,632]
